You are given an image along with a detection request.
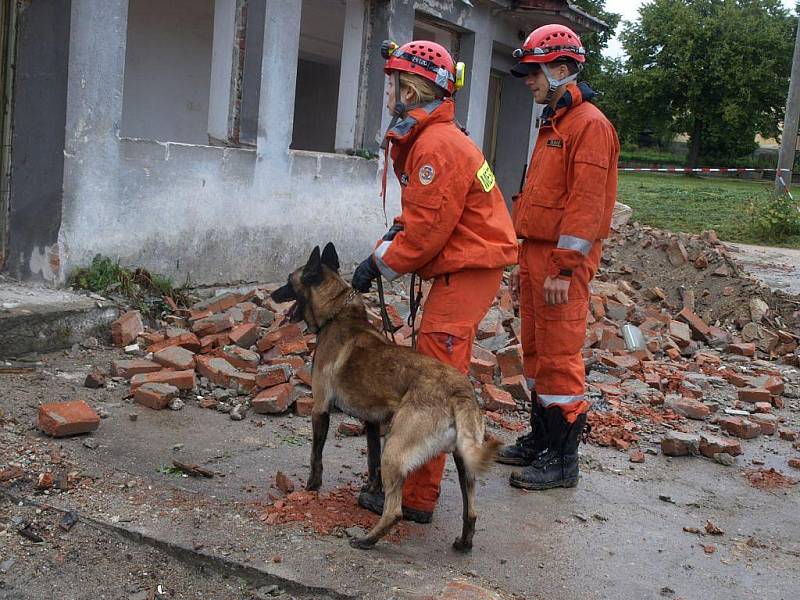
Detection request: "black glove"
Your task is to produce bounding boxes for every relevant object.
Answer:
[382,223,404,241]
[352,256,381,292]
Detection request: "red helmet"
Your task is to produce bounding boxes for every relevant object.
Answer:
[382,40,464,96]
[511,24,586,77]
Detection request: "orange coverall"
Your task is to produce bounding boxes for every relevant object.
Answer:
[373,98,517,512]
[512,82,620,423]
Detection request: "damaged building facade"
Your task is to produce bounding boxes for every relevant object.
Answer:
[0,0,603,285]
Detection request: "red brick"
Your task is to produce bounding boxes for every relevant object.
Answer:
[496,345,524,379]
[748,413,777,436]
[661,431,701,456]
[778,428,798,441]
[295,366,313,387]
[221,345,260,371]
[500,375,531,402]
[147,332,201,354]
[294,394,314,417]
[111,311,144,347]
[667,397,710,420]
[192,313,235,336]
[598,328,626,353]
[228,323,260,348]
[134,383,179,410]
[38,400,100,437]
[192,292,242,315]
[718,416,761,439]
[677,307,711,340]
[264,355,305,371]
[669,320,692,347]
[276,338,309,356]
[199,333,231,353]
[471,345,497,364]
[110,359,162,379]
[764,376,785,396]
[252,383,295,414]
[469,358,496,384]
[754,402,772,413]
[601,354,641,370]
[590,295,606,319]
[788,458,800,470]
[337,420,365,436]
[84,367,106,389]
[699,432,742,458]
[188,308,213,322]
[140,331,166,346]
[257,323,303,353]
[153,346,196,371]
[130,369,196,391]
[196,355,255,390]
[275,471,295,494]
[772,395,785,409]
[482,384,515,412]
[629,450,646,463]
[737,388,772,403]
[256,364,292,389]
[199,398,218,409]
[729,342,756,357]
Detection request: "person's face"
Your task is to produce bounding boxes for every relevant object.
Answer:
[524,62,570,104]
[385,75,415,114]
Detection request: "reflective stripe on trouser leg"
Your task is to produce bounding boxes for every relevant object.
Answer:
[402,268,505,512]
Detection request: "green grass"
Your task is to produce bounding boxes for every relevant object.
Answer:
[617,172,800,248]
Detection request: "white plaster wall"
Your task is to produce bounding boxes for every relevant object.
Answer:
[120,0,214,144]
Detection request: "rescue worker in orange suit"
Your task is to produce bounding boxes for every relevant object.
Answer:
[495,24,620,490]
[351,40,517,522]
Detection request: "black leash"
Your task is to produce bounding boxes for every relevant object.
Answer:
[376,275,397,343]
[408,273,423,349]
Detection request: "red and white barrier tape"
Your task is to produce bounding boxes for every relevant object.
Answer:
[620,167,792,173]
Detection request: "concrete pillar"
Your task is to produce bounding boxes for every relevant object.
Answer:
[207,0,237,143]
[254,0,301,190]
[460,22,493,151]
[334,0,365,153]
[361,0,415,153]
[60,0,130,280]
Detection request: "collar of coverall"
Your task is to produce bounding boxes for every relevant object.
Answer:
[386,98,452,144]
[539,81,596,125]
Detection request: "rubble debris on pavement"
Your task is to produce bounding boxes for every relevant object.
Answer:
[80,222,800,495]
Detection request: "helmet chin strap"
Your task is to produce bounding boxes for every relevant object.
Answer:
[541,63,580,104]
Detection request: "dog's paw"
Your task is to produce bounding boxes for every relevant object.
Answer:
[349,537,375,550]
[452,537,473,553]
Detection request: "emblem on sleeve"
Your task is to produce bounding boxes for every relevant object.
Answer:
[476,160,496,192]
[418,164,435,185]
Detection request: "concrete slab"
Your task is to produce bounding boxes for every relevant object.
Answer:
[0,275,118,357]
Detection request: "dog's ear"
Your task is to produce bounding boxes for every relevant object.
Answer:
[321,242,340,272]
[302,246,323,285]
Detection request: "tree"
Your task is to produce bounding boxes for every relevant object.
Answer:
[619,0,796,167]
[570,0,622,82]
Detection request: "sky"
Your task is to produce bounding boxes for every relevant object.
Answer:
[602,0,798,59]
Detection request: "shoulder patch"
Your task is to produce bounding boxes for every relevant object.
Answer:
[418,164,435,186]
[476,160,496,193]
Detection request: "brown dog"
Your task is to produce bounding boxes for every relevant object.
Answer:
[271,243,500,551]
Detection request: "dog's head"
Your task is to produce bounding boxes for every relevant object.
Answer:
[271,242,345,332]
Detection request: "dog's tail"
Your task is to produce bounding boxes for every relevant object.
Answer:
[454,403,502,475]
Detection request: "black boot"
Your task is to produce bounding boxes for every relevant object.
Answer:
[509,408,588,491]
[357,489,433,524]
[496,397,549,466]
